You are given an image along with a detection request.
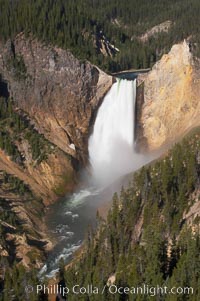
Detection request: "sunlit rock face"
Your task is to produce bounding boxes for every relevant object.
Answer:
[138,40,200,151]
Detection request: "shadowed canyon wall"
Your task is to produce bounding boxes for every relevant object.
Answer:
[0,33,112,203]
[0,33,112,270]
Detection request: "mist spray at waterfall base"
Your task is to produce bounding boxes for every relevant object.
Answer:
[41,78,155,279]
[89,78,148,187]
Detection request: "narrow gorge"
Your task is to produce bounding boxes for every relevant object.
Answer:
[1,1,200,300]
[0,34,200,300]
[43,77,152,278]
[36,40,200,280]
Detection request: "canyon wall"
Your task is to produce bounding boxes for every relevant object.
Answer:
[0,33,112,203]
[0,33,112,162]
[1,35,200,270]
[137,40,200,151]
[0,33,112,269]
[3,36,199,199]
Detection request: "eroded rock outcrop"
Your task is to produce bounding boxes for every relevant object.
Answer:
[0,149,73,204]
[0,33,112,164]
[139,20,172,42]
[0,171,52,270]
[137,40,200,151]
[0,33,112,204]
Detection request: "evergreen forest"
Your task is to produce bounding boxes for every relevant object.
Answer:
[63,129,200,300]
[0,0,200,72]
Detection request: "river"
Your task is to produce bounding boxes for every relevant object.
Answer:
[40,185,117,278]
[40,75,154,278]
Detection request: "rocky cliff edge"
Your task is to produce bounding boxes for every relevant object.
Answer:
[138,40,200,151]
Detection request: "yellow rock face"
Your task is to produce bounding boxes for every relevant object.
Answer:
[141,40,200,150]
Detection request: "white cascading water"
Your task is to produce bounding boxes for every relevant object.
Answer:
[89,78,146,186]
[41,78,154,279]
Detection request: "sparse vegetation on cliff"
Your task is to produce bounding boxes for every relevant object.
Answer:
[0,95,52,165]
[6,54,27,81]
[53,171,76,197]
[0,170,33,197]
[0,171,48,300]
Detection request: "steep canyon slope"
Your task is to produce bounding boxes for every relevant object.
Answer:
[0,35,200,274]
[137,40,200,151]
[0,33,112,203]
[0,33,112,270]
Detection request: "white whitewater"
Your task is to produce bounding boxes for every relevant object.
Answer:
[40,78,155,279]
[89,78,146,186]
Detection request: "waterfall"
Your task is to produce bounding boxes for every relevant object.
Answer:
[89,78,144,186]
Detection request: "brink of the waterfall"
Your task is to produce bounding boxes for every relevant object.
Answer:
[89,78,145,186]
